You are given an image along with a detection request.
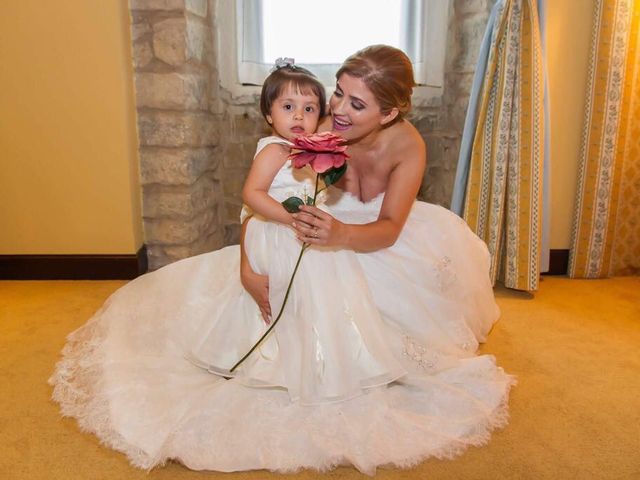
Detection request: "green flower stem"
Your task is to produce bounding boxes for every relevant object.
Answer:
[229,242,308,372]
[229,173,320,373]
[312,172,320,204]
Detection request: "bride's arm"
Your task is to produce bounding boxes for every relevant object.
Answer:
[293,137,426,252]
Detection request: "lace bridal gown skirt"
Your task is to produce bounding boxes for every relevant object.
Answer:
[49,192,515,476]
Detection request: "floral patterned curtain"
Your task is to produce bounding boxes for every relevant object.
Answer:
[569,0,640,278]
[452,0,546,291]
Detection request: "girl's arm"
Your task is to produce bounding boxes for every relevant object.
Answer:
[242,143,293,225]
[293,136,426,252]
[240,218,272,323]
[240,142,292,324]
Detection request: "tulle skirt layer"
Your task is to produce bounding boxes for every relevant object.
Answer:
[50,195,514,475]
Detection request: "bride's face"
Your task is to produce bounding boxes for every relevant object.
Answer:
[329,73,389,142]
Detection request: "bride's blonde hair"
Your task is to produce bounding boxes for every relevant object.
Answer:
[337,45,416,126]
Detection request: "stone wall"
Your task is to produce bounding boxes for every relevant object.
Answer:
[129,0,225,269]
[128,0,493,266]
[415,0,494,206]
[214,102,270,246]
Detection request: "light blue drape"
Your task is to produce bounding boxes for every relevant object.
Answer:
[538,0,551,272]
[450,0,550,272]
[450,0,502,216]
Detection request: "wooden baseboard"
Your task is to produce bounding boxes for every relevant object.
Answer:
[0,246,569,279]
[0,245,148,280]
[543,249,569,276]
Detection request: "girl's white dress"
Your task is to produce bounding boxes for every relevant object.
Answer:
[50,136,514,475]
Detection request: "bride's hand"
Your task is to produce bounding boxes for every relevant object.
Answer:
[292,205,346,246]
[240,267,272,324]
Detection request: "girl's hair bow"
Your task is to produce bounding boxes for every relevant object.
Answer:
[272,57,296,71]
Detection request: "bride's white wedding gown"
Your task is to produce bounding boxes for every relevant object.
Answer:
[50,137,514,475]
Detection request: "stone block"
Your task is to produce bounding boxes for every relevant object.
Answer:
[163,231,224,262]
[131,0,207,16]
[138,111,219,147]
[132,41,153,69]
[131,0,184,11]
[140,147,215,185]
[153,17,186,66]
[131,22,151,42]
[453,13,490,72]
[209,96,225,115]
[160,243,191,260]
[422,164,456,208]
[424,134,460,170]
[420,165,445,205]
[455,0,489,15]
[230,111,267,136]
[447,72,475,97]
[146,244,171,270]
[186,0,208,17]
[225,201,242,224]
[152,16,206,66]
[224,224,241,246]
[144,208,216,244]
[223,142,256,168]
[185,18,207,63]
[421,133,461,206]
[412,109,440,133]
[135,72,208,110]
[143,176,219,218]
[449,96,471,132]
[222,170,247,200]
[202,31,216,70]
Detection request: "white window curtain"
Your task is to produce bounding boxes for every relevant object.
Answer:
[236,0,449,87]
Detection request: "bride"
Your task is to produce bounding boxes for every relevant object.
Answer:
[50,45,514,476]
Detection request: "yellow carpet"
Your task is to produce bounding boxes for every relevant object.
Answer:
[1,276,639,479]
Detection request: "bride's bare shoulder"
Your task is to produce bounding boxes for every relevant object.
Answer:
[384,121,426,164]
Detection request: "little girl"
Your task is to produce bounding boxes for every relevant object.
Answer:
[185,62,405,402]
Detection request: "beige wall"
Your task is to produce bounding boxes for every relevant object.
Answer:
[546,0,595,249]
[0,0,142,255]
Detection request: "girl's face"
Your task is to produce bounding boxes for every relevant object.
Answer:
[267,84,321,142]
[329,73,394,142]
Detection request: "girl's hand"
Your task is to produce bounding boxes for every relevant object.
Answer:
[241,267,272,324]
[292,205,346,246]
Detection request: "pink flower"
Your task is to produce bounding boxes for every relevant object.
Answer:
[289,132,349,173]
[293,131,345,152]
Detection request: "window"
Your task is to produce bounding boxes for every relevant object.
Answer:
[217,0,450,100]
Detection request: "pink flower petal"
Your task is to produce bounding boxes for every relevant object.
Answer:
[310,153,339,173]
[291,151,315,169]
[292,132,345,152]
[289,133,349,172]
[333,153,347,168]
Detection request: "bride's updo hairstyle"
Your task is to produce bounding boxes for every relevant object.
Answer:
[337,45,416,127]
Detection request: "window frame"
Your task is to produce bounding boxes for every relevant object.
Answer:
[216,0,450,105]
